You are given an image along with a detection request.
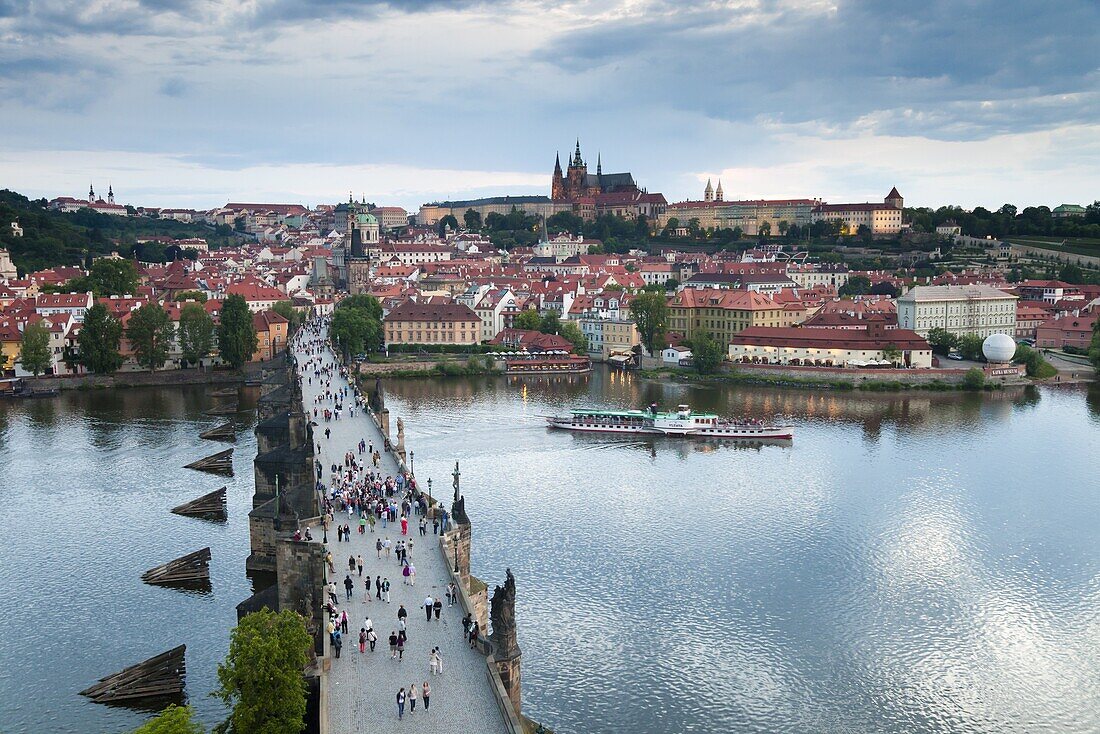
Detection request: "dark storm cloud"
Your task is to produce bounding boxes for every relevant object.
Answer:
[536,0,1100,140]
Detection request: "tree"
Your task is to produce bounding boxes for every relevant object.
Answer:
[513,309,542,331]
[127,302,174,371]
[758,221,771,239]
[78,303,123,374]
[437,214,458,235]
[337,294,384,322]
[881,344,903,366]
[1090,318,1100,374]
[89,258,139,296]
[463,208,482,230]
[962,367,986,390]
[559,321,588,354]
[1059,263,1085,284]
[217,294,257,369]
[178,303,215,367]
[18,322,51,377]
[631,291,669,355]
[130,704,204,734]
[869,281,899,297]
[957,333,984,361]
[330,306,370,359]
[838,275,871,297]
[538,311,560,336]
[691,330,725,375]
[1014,343,1056,378]
[216,609,311,734]
[174,290,207,303]
[926,327,957,356]
[272,301,301,337]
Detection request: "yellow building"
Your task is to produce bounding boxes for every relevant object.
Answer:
[383,301,481,345]
[667,288,784,345]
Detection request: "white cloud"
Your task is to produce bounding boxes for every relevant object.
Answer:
[0,149,547,209]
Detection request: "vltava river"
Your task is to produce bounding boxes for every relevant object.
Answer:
[1,374,1099,733]
[384,370,1100,734]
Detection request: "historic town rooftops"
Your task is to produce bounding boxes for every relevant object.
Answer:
[384,300,479,323]
[670,288,780,311]
[489,328,574,352]
[224,203,308,216]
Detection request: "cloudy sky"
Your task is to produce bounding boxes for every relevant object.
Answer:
[1,0,1097,211]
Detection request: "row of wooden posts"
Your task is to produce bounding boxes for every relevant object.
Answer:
[79,389,241,706]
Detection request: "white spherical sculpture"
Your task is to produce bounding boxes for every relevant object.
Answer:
[982,333,1016,363]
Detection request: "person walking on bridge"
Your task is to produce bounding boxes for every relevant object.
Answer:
[424,595,434,622]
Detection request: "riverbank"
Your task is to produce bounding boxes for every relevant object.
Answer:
[637,365,1017,392]
[25,361,266,392]
[357,355,502,379]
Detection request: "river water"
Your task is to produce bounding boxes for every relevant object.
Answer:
[1,374,1099,733]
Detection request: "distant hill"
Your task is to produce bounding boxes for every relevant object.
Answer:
[0,190,241,275]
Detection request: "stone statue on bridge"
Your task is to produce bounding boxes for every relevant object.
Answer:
[490,568,519,659]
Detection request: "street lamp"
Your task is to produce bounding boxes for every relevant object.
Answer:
[452,531,459,574]
[410,451,415,476]
[427,478,432,505]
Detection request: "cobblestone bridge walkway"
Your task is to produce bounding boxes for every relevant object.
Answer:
[295,333,508,734]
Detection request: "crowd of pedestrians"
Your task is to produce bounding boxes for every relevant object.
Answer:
[292,315,473,722]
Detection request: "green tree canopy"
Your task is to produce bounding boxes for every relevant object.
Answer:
[538,311,560,336]
[559,321,588,354]
[957,333,984,361]
[130,704,204,734]
[463,208,482,230]
[690,330,725,375]
[926,327,957,356]
[78,303,124,374]
[178,303,215,367]
[1090,318,1100,375]
[127,302,174,371]
[513,309,542,331]
[216,609,311,734]
[272,301,301,337]
[331,294,383,356]
[217,294,257,369]
[962,367,986,390]
[174,290,207,303]
[838,274,871,297]
[631,291,669,355]
[881,344,903,366]
[437,214,459,235]
[19,322,52,377]
[88,259,139,296]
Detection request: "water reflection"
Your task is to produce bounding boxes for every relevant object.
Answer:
[381,370,1100,734]
[0,386,259,734]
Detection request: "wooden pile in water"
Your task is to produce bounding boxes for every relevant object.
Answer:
[199,422,236,442]
[79,645,186,704]
[171,487,227,520]
[184,448,233,476]
[204,401,239,416]
[142,548,211,586]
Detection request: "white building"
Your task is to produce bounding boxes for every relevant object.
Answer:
[896,284,1017,337]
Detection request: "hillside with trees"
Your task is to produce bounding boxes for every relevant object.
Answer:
[0,189,241,274]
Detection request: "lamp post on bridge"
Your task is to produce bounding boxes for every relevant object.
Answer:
[410,451,415,476]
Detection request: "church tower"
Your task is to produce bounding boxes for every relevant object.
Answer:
[107,184,115,205]
[704,179,714,202]
[551,152,565,201]
[885,186,903,209]
[715,180,724,202]
[566,139,588,199]
[88,183,95,203]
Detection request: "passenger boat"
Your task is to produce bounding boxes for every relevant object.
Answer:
[547,404,793,440]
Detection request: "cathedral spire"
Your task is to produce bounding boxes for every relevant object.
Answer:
[596,152,602,177]
[573,139,582,167]
[554,152,562,176]
[715,180,724,202]
[704,178,714,202]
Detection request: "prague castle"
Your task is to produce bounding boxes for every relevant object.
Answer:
[551,140,639,202]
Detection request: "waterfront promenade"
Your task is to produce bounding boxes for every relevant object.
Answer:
[293,334,509,734]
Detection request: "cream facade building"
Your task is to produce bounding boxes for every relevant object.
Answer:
[896,284,1017,337]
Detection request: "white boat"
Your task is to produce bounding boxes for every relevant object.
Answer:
[547,404,793,440]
